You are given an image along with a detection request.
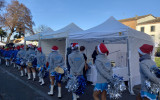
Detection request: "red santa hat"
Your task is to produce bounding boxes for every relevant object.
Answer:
[20,45,24,49]
[17,46,20,50]
[138,44,153,55]
[52,46,58,51]
[71,43,79,49]
[97,43,109,55]
[37,47,42,52]
[6,48,9,51]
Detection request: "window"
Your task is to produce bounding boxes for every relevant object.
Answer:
[151,26,155,32]
[140,27,145,32]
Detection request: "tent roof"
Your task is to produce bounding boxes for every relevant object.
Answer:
[41,23,83,39]
[69,17,152,42]
[25,29,54,41]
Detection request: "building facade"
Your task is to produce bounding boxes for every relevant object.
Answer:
[119,14,160,47]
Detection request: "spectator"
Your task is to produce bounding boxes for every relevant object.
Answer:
[92,46,98,64]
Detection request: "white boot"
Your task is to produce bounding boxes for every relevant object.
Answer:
[77,95,79,99]
[8,61,10,67]
[28,73,31,80]
[48,85,54,95]
[24,68,27,75]
[13,63,16,68]
[39,77,42,83]
[18,66,20,70]
[33,72,36,81]
[40,78,45,85]
[58,87,62,98]
[11,61,13,65]
[5,61,8,67]
[7,61,9,66]
[73,93,77,100]
[20,70,24,76]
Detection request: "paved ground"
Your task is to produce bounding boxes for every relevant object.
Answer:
[0,60,137,100]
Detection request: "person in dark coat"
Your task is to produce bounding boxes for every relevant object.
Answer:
[80,46,88,80]
[92,46,98,64]
[66,47,72,73]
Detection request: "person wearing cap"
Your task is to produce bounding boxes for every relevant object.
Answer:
[48,46,64,99]
[93,43,113,100]
[137,44,160,100]
[68,43,85,100]
[36,47,46,85]
[25,44,36,80]
[16,45,27,76]
[92,46,98,64]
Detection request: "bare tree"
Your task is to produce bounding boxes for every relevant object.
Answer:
[34,25,53,34]
[0,0,5,10]
[1,0,34,43]
[0,0,5,26]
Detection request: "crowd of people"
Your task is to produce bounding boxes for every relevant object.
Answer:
[0,42,159,100]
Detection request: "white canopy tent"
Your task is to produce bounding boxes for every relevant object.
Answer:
[40,23,83,59]
[68,17,154,94]
[25,29,54,47]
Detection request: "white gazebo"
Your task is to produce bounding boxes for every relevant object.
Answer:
[68,17,154,94]
[25,28,54,46]
[40,23,83,59]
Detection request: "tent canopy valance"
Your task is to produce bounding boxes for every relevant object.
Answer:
[41,23,83,40]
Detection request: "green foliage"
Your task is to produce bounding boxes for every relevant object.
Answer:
[13,34,20,39]
[155,57,160,67]
[157,44,160,53]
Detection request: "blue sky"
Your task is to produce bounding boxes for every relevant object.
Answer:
[5,0,160,30]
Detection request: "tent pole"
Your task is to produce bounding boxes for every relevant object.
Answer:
[65,37,68,67]
[127,37,134,94]
[38,35,42,47]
